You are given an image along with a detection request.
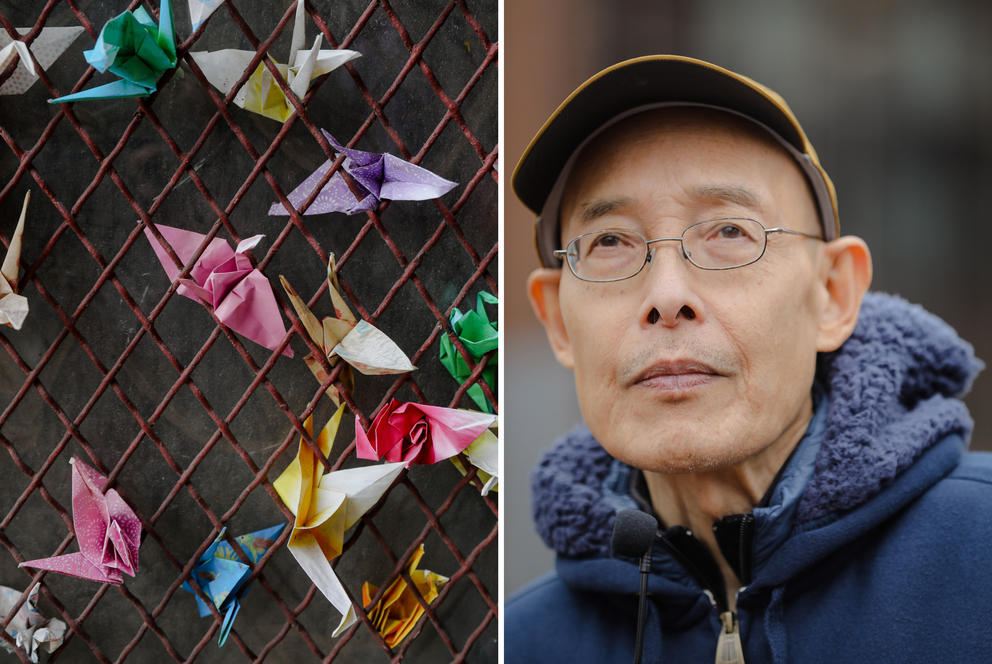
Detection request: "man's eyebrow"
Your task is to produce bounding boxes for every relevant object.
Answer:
[574,197,635,225]
[692,185,763,212]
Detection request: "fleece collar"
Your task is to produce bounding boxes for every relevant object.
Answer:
[531,292,983,559]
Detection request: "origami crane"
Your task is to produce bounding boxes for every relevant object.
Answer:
[182,523,287,646]
[280,254,414,405]
[450,426,498,495]
[362,544,447,648]
[20,457,141,584]
[439,291,498,413]
[0,27,84,95]
[145,223,293,357]
[189,0,226,30]
[0,584,67,662]
[1,191,30,329]
[190,1,360,122]
[273,404,406,636]
[50,0,176,103]
[268,129,458,215]
[355,400,496,467]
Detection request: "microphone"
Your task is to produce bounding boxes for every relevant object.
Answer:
[611,509,658,664]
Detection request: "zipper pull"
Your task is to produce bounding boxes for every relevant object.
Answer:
[715,611,746,664]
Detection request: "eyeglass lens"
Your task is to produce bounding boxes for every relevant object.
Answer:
[566,218,767,281]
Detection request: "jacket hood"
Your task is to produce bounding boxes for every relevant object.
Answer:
[531,291,983,560]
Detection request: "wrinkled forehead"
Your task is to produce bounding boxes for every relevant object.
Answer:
[550,105,820,242]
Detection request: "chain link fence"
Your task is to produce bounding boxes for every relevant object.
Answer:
[0,0,497,661]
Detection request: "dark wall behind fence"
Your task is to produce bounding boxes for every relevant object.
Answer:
[505,0,992,595]
[1,0,497,661]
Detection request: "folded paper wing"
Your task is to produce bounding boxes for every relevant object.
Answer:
[21,457,141,584]
[182,523,287,646]
[190,1,359,122]
[273,405,405,635]
[451,428,499,495]
[0,27,84,95]
[331,319,416,375]
[362,544,447,648]
[1,191,30,329]
[280,255,413,404]
[50,0,176,102]
[145,224,293,357]
[268,129,457,215]
[189,0,226,30]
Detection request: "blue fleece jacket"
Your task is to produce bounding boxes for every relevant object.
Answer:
[506,293,992,663]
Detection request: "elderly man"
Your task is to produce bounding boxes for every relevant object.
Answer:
[507,55,990,663]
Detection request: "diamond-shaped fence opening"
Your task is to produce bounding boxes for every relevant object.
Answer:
[0,0,497,661]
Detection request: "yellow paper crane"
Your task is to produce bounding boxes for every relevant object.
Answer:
[280,254,415,405]
[362,544,447,648]
[190,1,360,122]
[1,191,30,329]
[273,404,405,635]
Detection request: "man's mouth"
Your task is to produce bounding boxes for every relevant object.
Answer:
[631,360,721,391]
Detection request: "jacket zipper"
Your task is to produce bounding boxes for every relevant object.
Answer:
[715,610,746,664]
[711,515,751,663]
[657,517,753,664]
[714,514,753,663]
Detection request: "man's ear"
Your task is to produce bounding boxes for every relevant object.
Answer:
[527,268,575,369]
[816,236,873,352]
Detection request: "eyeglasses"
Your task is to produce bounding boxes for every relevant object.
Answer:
[553,217,822,282]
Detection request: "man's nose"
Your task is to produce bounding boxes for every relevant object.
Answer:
[640,240,700,327]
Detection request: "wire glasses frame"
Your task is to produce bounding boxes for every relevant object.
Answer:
[553,217,823,282]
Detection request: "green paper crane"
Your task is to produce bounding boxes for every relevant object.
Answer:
[50,0,176,102]
[440,291,498,413]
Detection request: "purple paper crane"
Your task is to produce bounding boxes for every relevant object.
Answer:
[21,457,141,584]
[268,130,458,216]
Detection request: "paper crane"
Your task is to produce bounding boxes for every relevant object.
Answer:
[1,191,29,329]
[439,291,498,413]
[280,254,414,405]
[182,523,287,646]
[361,544,447,648]
[50,0,176,102]
[0,584,67,662]
[0,27,84,95]
[145,223,293,357]
[21,457,141,584]
[273,404,406,636]
[190,1,360,122]
[268,129,458,215]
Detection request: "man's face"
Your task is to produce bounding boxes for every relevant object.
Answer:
[551,109,829,474]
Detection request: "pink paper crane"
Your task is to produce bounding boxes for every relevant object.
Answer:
[144,224,293,357]
[21,457,141,584]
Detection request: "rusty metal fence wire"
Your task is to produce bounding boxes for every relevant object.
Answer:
[0,0,497,661]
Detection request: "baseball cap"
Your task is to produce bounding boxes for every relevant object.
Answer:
[512,55,839,267]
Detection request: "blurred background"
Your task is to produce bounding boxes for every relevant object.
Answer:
[505,0,992,595]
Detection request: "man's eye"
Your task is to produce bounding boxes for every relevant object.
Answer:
[576,231,641,261]
[592,233,624,248]
[717,224,744,239]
